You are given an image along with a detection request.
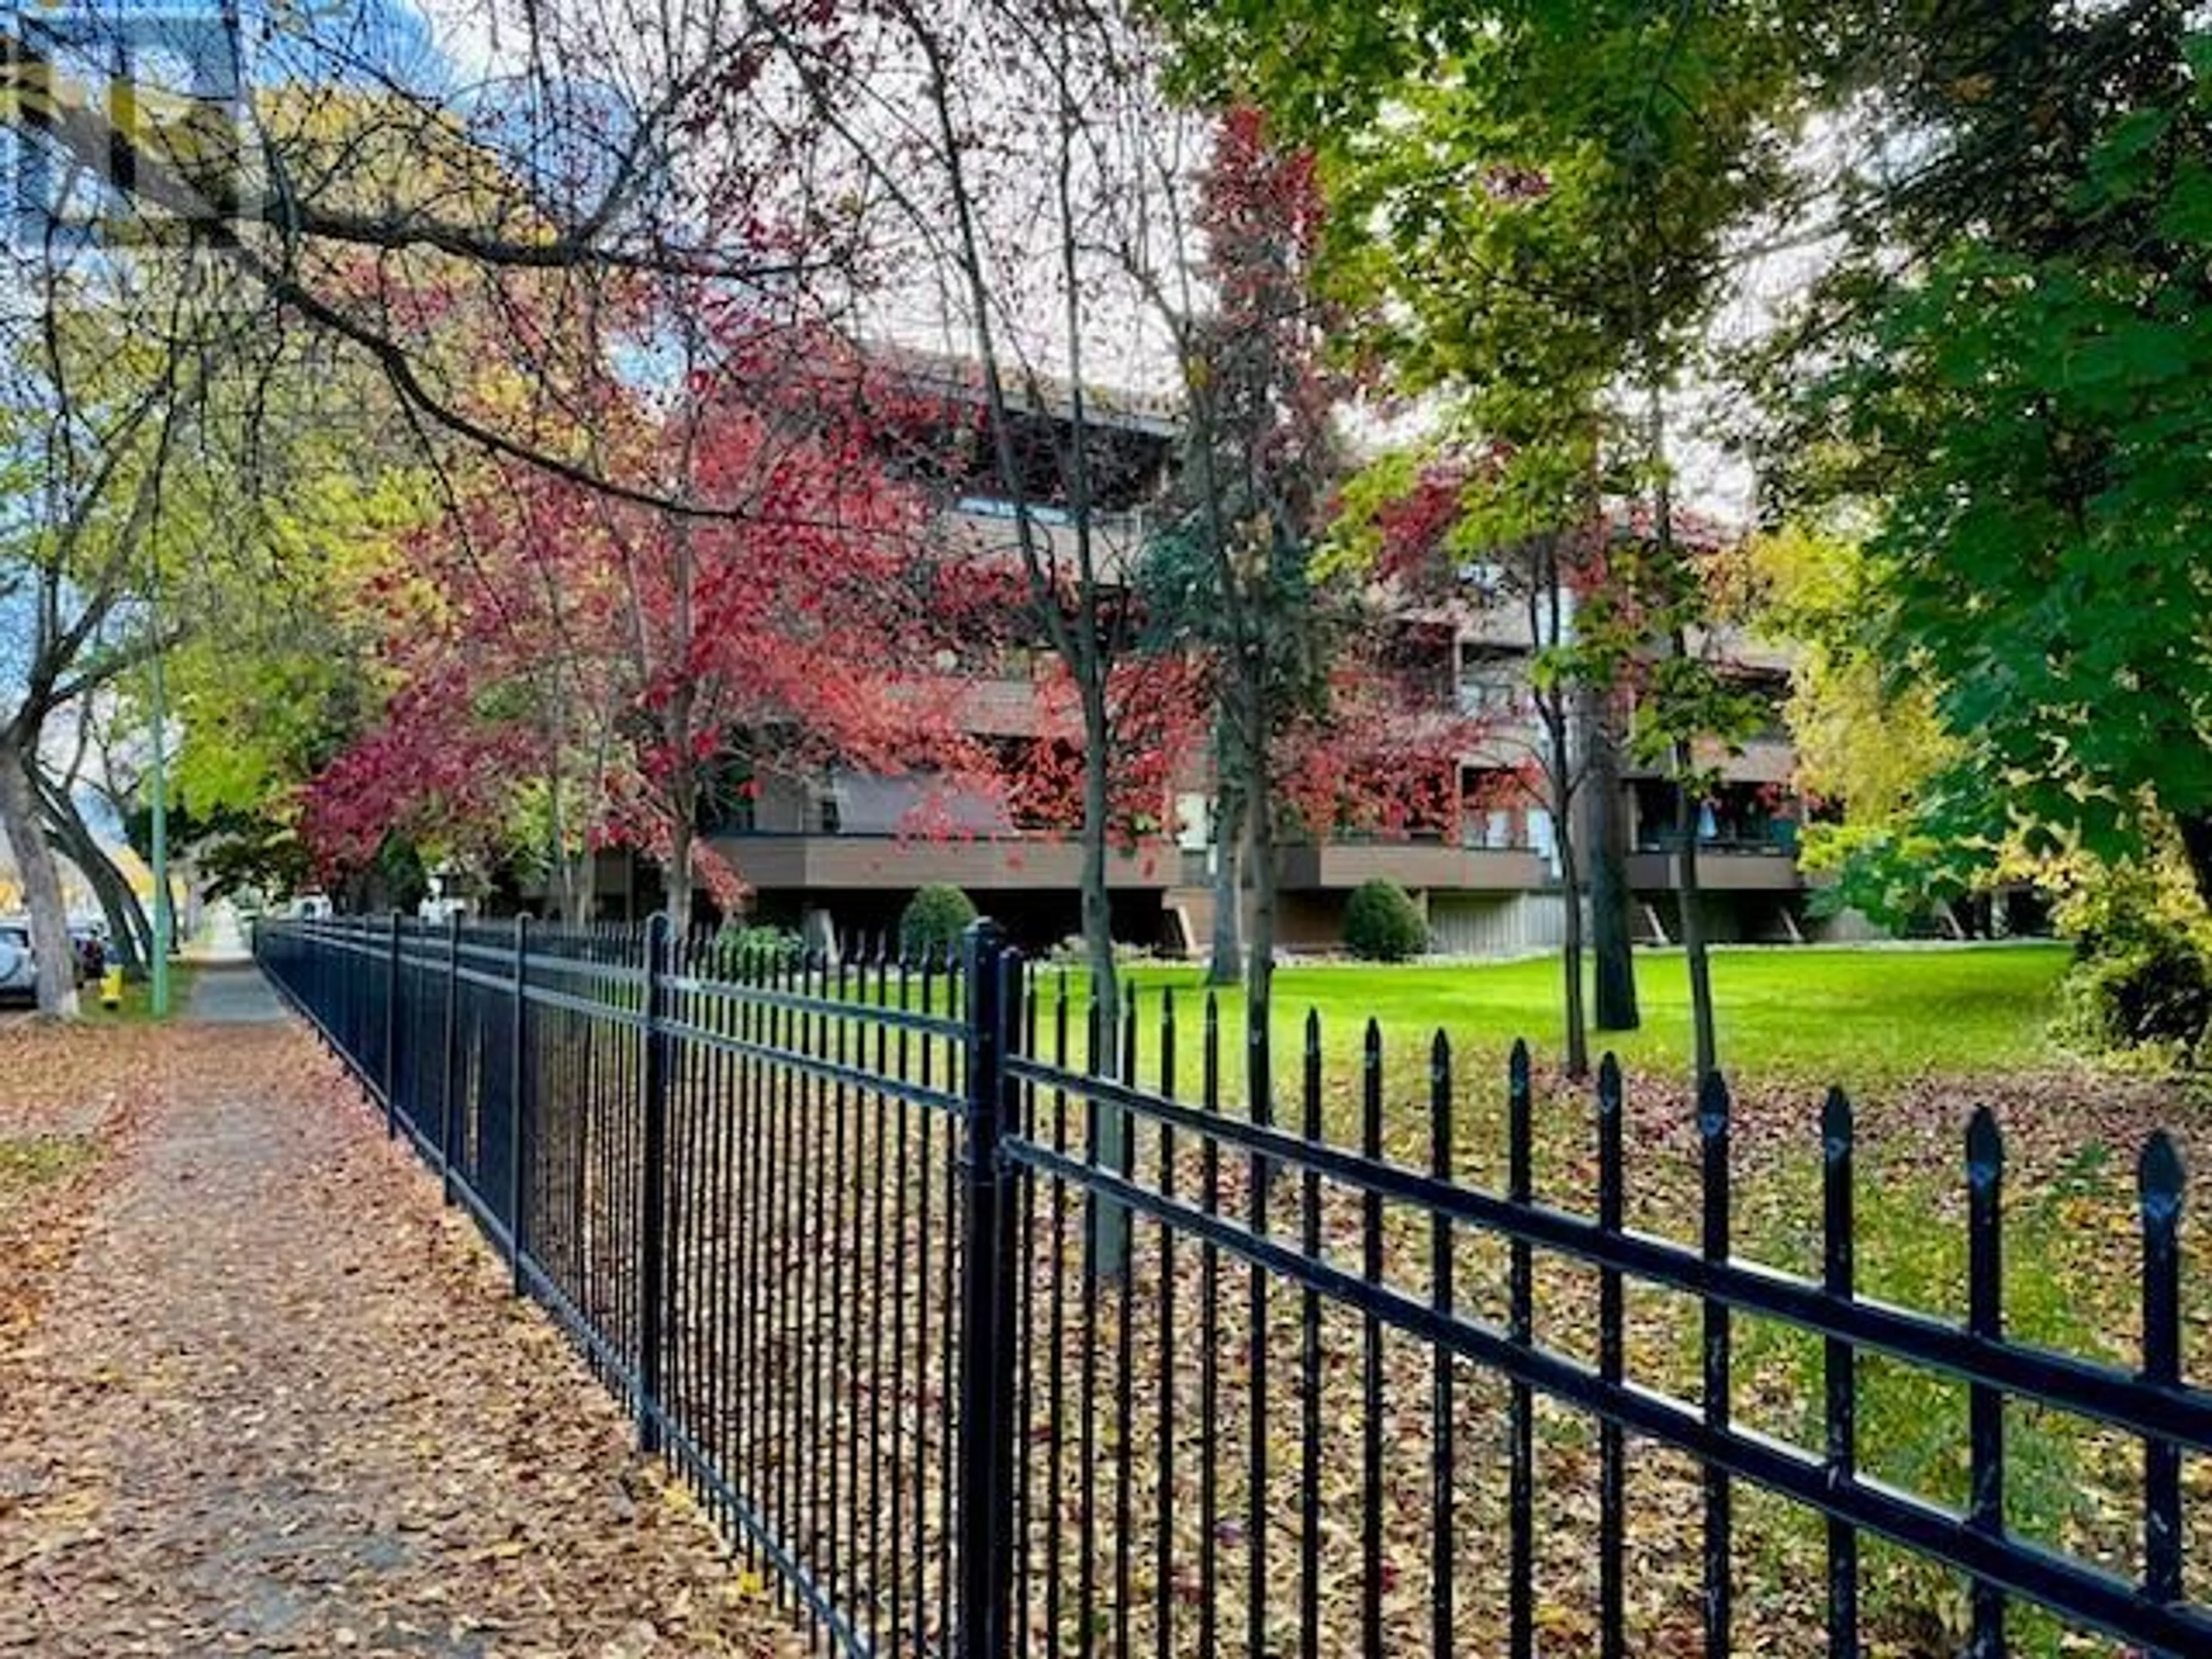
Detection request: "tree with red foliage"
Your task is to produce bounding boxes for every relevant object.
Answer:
[304,302,989,930]
[998,653,1209,851]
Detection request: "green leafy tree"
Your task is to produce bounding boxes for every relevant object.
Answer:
[1766,10,2212,907]
[1734,524,1987,927]
[0,271,227,1014]
[1169,0,1805,1080]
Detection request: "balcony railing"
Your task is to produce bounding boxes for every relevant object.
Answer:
[1633,825,1800,857]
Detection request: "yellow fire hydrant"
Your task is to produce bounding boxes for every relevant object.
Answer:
[100,964,124,1010]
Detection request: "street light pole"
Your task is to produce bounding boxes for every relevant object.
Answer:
[147,564,171,1018]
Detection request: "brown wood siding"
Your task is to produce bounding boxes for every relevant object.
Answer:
[711,835,1177,892]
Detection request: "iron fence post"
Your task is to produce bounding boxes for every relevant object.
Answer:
[384,913,401,1138]
[509,914,529,1296]
[638,912,671,1454]
[441,913,460,1204]
[338,916,354,1059]
[956,918,1018,1659]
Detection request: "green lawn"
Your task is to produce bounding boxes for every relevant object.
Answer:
[1044,940,2179,1654]
[1101,940,2180,1656]
[79,960,196,1024]
[1113,941,2073,1088]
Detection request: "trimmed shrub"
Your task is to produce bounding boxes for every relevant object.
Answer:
[2056,863,2212,1060]
[2063,927,2212,1056]
[1343,878,1427,962]
[900,883,979,960]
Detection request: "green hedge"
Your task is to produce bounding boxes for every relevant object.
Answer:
[900,883,979,960]
[1343,878,1426,962]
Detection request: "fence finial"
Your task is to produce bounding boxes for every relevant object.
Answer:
[2141,1130,2186,1223]
[1821,1086,1852,1159]
[1597,1050,1621,1103]
[1967,1105,2003,1188]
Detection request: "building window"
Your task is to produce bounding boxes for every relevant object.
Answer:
[1457,643,1528,716]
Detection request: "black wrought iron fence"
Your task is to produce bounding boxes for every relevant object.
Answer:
[256,915,2211,1658]
[261,913,976,1654]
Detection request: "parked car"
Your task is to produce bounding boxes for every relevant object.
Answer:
[0,922,36,1002]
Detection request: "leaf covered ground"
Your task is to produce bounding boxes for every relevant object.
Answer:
[0,1019,801,1657]
[984,1049,2210,1659]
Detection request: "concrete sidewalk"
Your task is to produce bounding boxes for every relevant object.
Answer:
[180,962,287,1025]
[185,899,256,968]
[0,1019,794,1657]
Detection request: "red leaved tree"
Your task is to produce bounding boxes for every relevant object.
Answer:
[304,304,994,929]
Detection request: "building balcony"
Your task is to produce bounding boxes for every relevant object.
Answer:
[943,502,1152,579]
[706,831,1178,893]
[1623,733,1796,786]
[1627,842,1804,892]
[1277,839,1550,893]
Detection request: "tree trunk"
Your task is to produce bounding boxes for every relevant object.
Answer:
[1080,673,1128,1274]
[1243,729,1277,1136]
[1209,779,1244,985]
[1584,689,1640,1031]
[1673,756,1719,1084]
[1559,835,1589,1082]
[1548,719,1590,1081]
[36,772,150,978]
[0,740,81,1017]
[1527,539,1590,1075]
[547,762,579,924]
[2177,810,2212,912]
[567,849,596,925]
[665,813,695,938]
[1078,679,1120,1048]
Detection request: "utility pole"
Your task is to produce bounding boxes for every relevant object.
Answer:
[147,548,171,1017]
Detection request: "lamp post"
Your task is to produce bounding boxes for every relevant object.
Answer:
[148,575,171,1018]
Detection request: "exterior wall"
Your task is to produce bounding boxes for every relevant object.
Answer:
[1635,890,1819,946]
[710,833,1176,894]
[752,774,811,834]
[1161,887,1213,959]
[1277,843,1548,892]
[1277,893,1346,952]
[760,887,1162,957]
[944,506,1151,581]
[1620,734,1795,789]
[1427,892,1571,957]
[1626,850,1802,893]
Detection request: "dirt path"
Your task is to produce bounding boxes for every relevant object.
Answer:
[0,1020,800,1658]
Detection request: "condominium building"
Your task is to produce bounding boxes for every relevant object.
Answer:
[587,367,1833,956]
